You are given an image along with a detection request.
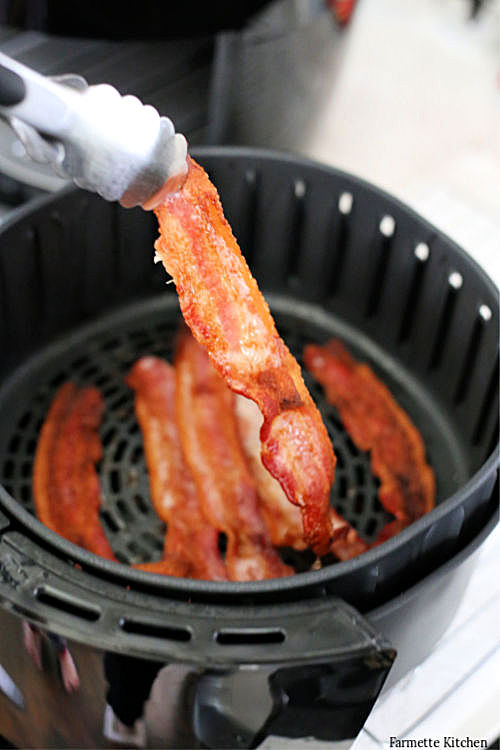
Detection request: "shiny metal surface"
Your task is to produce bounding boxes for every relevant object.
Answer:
[0,52,188,207]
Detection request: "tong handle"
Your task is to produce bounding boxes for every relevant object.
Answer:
[0,52,77,136]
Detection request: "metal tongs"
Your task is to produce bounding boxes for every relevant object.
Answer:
[0,52,188,208]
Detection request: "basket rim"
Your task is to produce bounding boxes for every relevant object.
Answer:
[0,145,498,600]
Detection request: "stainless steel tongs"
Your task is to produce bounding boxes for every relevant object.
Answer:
[0,52,188,208]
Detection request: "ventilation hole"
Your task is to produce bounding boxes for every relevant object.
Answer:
[20,484,31,502]
[353,492,364,514]
[71,356,90,370]
[3,484,13,496]
[120,619,191,642]
[344,435,358,457]
[116,498,133,522]
[287,179,306,280]
[103,385,120,399]
[414,242,430,262]
[364,518,377,537]
[109,393,130,411]
[335,451,345,469]
[398,249,429,343]
[114,440,128,462]
[114,550,128,564]
[102,427,117,447]
[327,411,344,431]
[218,532,228,556]
[365,228,394,318]
[429,281,460,370]
[128,422,140,436]
[130,445,143,465]
[26,438,37,455]
[338,191,353,215]
[216,629,285,646]
[8,435,21,453]
[21,462,32,479]
[379,215,395,237]
[18,411,32,429]
[448,271,463,290]
[294,178,306,199]
[336,475,347,498]
[2,459,14,479]
[110,470,121,493]
[35,587,100,622]
[49,372,67,388]
[127,540,139,556]
[133,494,150,515]
[95,374,111,388]
[238,169,259,264]
[100,509,120,533]
[479,304,492,322]
[454,318,484,404]
[326,201,351,298]
[354,464,365,485]
[473,359,499,445]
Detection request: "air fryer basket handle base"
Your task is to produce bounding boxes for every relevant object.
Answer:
[192,603,395,749]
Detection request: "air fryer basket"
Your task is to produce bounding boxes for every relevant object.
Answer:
[0,147,497,651]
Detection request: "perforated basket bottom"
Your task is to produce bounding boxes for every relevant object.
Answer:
[0,293,467,570]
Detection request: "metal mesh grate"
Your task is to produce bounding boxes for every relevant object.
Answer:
[0,301,391,569]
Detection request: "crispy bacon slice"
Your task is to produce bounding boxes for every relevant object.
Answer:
[234,390,368,560]
[234,394,306,550]
[127,356,227,581]
[154,158,336,555]
[33,383,115,560]
[175,330,292,580]
[304,340,435,527]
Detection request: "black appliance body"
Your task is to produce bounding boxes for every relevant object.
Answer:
[0,148,497,748]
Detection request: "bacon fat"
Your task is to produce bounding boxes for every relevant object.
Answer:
[33,383,115,560]
[154,158,336,555]
[127,356,227,581]
[304,340,435,530]
[175,330,292,580]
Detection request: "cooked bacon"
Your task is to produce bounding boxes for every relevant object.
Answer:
[304,340,435,527]
[154,158,336,555]
[234,394,306,550]
[127,356,227,581]
[373,518,411,546]
[33,383,115,560]
[329,521,368,560]
[175,330,292,580]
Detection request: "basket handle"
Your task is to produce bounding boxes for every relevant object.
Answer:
[192,600,395,748]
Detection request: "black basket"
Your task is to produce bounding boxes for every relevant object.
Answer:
[0,147,497,657]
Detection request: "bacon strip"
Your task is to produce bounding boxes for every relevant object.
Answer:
[127,357,227,581]
[304,340,435,530]
[33,383,115,560]
[154,158,336,555]
[175,330,292,580]
[234,394,306,550]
